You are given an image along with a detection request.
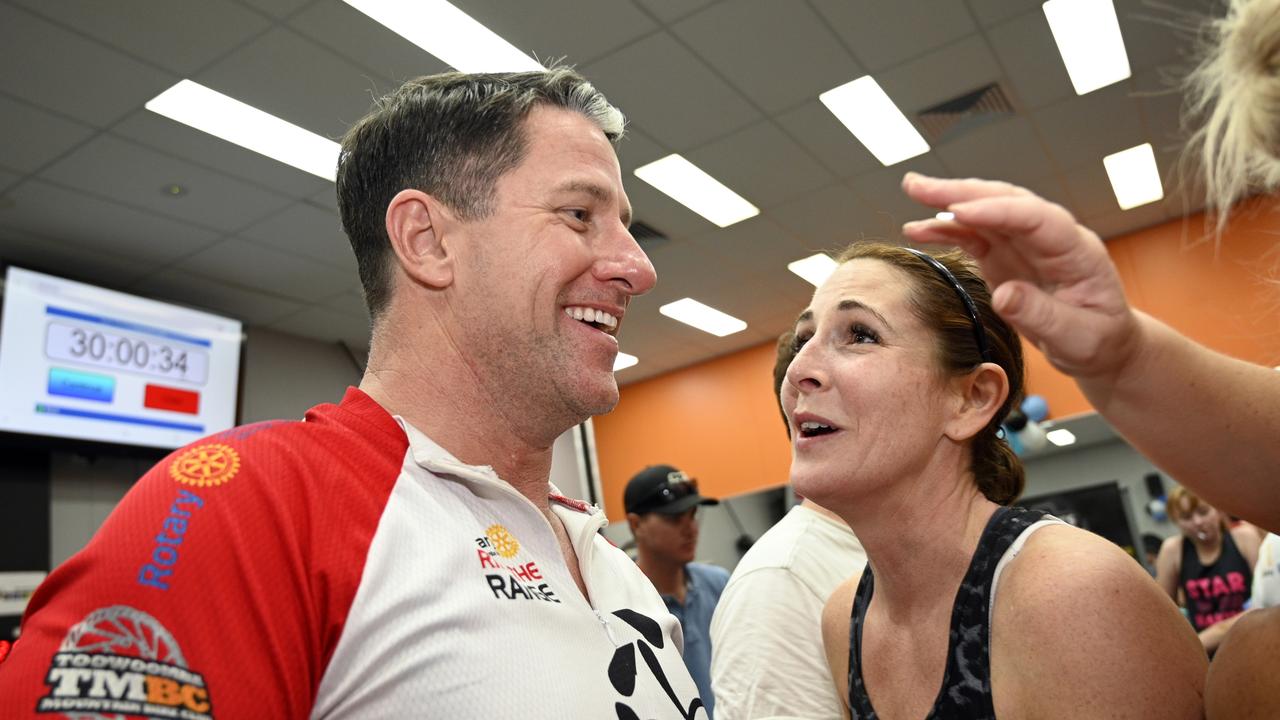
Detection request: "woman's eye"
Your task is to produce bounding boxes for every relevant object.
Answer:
[850,324,879,344]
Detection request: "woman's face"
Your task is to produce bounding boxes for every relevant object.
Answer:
[1174,498,1223,545]
[783,258,957,507]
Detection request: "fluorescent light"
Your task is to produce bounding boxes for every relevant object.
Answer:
[659,298,747,337]
[1043,0,1131,95]
[819,76,930,166]
[935,211,955,221]
[633,154,759,228]
[787,254,838,287]
[1103,143,1164,210]
[613,353,638,372]
[1046,428,1077,446]
[343,0,540,73]
[146,80,339,181]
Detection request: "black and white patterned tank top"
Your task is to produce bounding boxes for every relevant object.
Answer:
[847,506,1049,719]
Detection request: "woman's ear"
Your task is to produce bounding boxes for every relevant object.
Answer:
[944,362,1010,443]
[385,188,455,289]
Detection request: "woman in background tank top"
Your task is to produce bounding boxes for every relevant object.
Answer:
[1156,486,1260,655]
[783,242,1206,719]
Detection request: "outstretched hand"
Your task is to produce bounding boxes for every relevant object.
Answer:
[900,173,1142,382]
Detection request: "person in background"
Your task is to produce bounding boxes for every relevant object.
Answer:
[709,332,866,720]
[788,242,1205,719]
[0,68,708,719]
[1156,486,1260,654]
[626,464,729,717]
[1252,532,1280,608]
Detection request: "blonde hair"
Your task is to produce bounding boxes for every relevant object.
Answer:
[1185,0,1280,233]
[1166,485,1221,523]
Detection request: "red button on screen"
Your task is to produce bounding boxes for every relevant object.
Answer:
[144,384,200,415]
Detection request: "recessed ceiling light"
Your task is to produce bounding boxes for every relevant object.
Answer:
[146,80,340,181]
[343,0,540,73]
[614,352,638,372]
[1043,0,1131,95]
[787,253,838,287]
[935,211,955,221]
[633,154,759,228]
[1046,428,1077,446]
[161,184,188,198]
[819,76,930,166]
[1103,143,1164,210]
[659,298,747,337]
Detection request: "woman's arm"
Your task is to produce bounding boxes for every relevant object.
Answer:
[820,577,858,720]
[902,174,1280,533]
[991,525,1207,720]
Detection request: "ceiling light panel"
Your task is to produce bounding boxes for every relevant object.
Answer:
[1103,143,1163,210]
[146,80,340,181]
[343,0,541,73]
[1045,428,1077,446]
[1043,0,1131,95]
[614,352,639,372]
[633,155,759,228]
[659,298,747,337]
[787,254,838,287]
[819,76,930,166]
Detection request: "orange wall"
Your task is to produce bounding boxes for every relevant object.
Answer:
[594,202,1280,520]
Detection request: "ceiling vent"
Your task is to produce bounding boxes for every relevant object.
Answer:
[916,83,1015,145]
[629,220,669,251]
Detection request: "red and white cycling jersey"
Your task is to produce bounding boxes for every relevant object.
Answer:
[0,388,706,719]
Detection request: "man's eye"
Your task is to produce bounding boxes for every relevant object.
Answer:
[566,209,588,222]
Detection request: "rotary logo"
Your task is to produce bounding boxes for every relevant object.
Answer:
[169,444,240,488]
[485,524,520,559]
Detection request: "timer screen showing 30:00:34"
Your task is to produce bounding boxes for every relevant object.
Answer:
[45,322,209,385]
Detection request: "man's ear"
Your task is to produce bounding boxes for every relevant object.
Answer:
[385,188,455,289]
[943,363,1010,443]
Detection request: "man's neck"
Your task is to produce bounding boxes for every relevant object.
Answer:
[637,552,687,602]
[360,325,559,511]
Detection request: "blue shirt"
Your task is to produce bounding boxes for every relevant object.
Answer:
[663,562,730,718]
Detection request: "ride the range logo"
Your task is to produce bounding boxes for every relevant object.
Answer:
[36,605,212,720]
[475,524,560,603]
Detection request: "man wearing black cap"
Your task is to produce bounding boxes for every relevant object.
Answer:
[626,464,730,718]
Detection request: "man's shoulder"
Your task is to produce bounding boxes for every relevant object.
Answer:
[689,562,731,590]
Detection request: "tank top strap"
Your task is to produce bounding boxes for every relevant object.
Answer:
[846,505,1047,720]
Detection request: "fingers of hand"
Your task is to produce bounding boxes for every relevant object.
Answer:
[901,219,992,258]
[992,280,1102,370]
[901,173,1032,209]
[947,196,1085,258]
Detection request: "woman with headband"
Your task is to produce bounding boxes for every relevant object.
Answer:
[782,242,1205,718]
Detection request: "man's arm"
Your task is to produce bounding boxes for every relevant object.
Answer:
[902,173,1280,532]
[992,525,1207,720]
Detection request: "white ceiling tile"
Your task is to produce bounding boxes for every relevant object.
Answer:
[175,237,354,302]
[1084,202,1170,240]
[0,3,177,127]
[0,96,96,173]
[934,116,1056,187]
[0,227,163,288]
[310,186,340,214]
[12,0,271,76]
[1060,161,1124,219]
[39,134,295,234]
[456,0,659,66]
[847,155,952,236]
[673,0,860,113]
[1132,68,1188,155]
[1116,0,1207,72]
[319,285,369,317]
[195,26,391,139]
[0,179,220,263]
[1032,81,1147,169]
[985,9,1075,111]
[768,183,889,251]
[0,168,20,192]
[630,0,719,24]
[688,215,810,281]
[288,0,450,86]
[774,99,882,180]
[687,121,835,209]
[112,110,331,200]
[238,201,355,271]
[614,127,669,175]
[582,32,761,151]
[129,268,306,325]
[239,0,313,19]
[966,0,1041,27]
[270,305,370,348]
[878,35,1003,115]
[814,0,978,72]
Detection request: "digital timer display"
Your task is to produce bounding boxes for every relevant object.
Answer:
[0,267,242,449]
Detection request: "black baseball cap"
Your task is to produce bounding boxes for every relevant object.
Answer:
[624,464,719,515]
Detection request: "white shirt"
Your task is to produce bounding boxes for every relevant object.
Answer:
[710,504,867,720]
[1251,533,1280,609]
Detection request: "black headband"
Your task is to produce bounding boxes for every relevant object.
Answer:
[900,247,995,365]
